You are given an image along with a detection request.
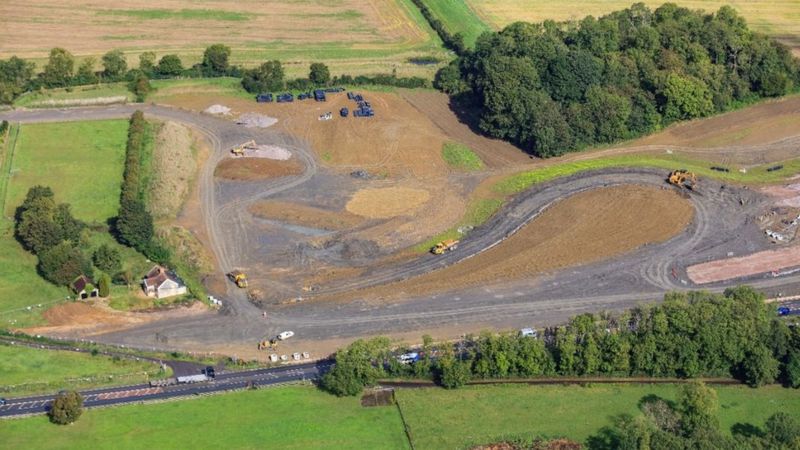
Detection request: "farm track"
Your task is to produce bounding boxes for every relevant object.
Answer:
[3,105,800,352]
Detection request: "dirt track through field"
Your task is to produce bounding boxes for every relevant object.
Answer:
[214,157,303,181]
[687,245,800,284]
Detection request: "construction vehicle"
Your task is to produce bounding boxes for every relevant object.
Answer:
[431,239,459,255]
[231,140,256,156]
[668,169,697,190]
[227,270,248,288]
[258,338,278,351]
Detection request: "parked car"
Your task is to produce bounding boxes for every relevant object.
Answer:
[204,366,216,379]
[277,331,295,340]
[520,327,538,338]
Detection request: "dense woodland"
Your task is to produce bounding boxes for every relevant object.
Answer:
[435,3,800,157]
[322,287,800,396]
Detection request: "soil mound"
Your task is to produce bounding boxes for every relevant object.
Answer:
[346,187,430,218]
[204,104,231,115]
[215,158,303,181]
[236,113,277,128]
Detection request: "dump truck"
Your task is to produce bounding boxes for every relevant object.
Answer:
[668,169,697,190]
[431,239,459,255]
[231,140,256,156]
[227,270,248,288]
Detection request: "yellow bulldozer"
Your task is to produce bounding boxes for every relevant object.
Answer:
[668,169,697,190]
[231,140,256,156]
[431,239,460,255]
[227,270,248,288]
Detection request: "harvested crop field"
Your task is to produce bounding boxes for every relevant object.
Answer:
[687,245,800,284]
[346,187,430,219]
[214,158,303,181]
[469,0,800,54]
[361,185,693,296]
[0,0,445,77]
[249,201,364,231]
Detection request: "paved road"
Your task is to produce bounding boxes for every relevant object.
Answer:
[4,105,800,352]
[0,360,332,418]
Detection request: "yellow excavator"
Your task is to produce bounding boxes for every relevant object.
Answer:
[431,239,459,255]
[668,169,697,190]
[231,140,256,156]
[227,270,248,288]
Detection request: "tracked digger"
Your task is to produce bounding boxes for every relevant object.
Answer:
[668,169,697,190]
[227,270,248,288]
[230,140,256,156]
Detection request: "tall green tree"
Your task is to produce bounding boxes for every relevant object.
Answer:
[93,244,122,274]
[101,50,128,79]
[41,48,75,87]
[75,57,98,85]
[138,52,156,74]
[309,62,330,85]
[202,44,231,75]
[241,60,284,93]
[157,54,184,76]
[49,390,83,424]
[39,241,91,286]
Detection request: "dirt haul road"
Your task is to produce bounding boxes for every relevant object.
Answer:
[4,106,800,354]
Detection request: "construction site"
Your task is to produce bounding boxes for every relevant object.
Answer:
[3,89,800,359]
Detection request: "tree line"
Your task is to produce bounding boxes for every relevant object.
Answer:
[409,0,467,55]
[0,43,429,105]
[322,287,799,396]
[115,111,169,263]
[14,186,114,295]
[434,3,800,157]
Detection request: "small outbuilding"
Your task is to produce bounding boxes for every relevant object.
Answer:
[142,265,187,299]
[71,275,99,300]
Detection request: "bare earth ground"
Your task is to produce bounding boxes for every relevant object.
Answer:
[688,245,800,284]
[0,0,442,76]
[249,201,364,231]
[326,185,693,300]
[214,157,303,181]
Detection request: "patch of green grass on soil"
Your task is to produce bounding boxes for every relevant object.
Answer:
[494,154,800,195]
[14,83,133,108]
[442,142,484,171]
[0,344,167,397]
[5,120,129,223]
[423,0,491,47]
[396,384,800,449]
[0,386,411,450]
[98,8,249,22]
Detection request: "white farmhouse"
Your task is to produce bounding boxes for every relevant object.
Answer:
[141,265,187,299]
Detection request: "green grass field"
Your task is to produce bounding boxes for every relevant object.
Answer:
[13,84,133,108]
[0,344,167,397]
[0,384,795,449]
[423,1,491,47]
[442,142,484,171]
[396,384,800,449]
[5,120,128,223]
[0,119,154,321]
[0,386,411,450]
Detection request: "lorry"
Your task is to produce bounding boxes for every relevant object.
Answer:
[431,239,459,255]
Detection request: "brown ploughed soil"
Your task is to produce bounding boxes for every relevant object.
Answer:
[345,185,693,299]
[249,201,364,231]
[687,245,800,284]
[214,157,303,181]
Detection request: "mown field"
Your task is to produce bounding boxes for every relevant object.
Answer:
[468,0,800,52]
[0,0,447,78]
[0,383,796,449]
[0,386,411,450]
[395,384,800,449]
[422,1,491,47]
[0,344,166,397]
[0,120,153,324]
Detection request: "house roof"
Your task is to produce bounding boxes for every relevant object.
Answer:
[143,265,184,290]
[71,275,92,293]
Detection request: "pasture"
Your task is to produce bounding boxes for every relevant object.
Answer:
[0,0,447,78]
[468,0,800,53]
